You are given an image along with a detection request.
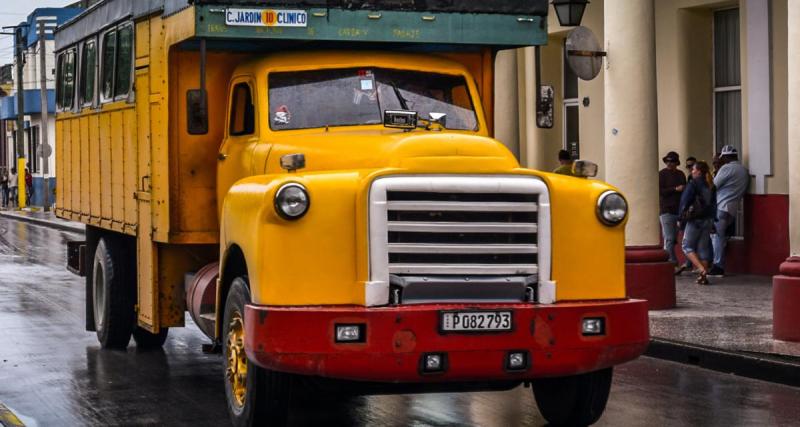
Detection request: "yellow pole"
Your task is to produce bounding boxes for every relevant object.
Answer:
[17,157,26,208]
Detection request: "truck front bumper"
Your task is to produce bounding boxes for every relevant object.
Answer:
[244,299,649,382]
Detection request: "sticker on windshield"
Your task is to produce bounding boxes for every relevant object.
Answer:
[360,79,373,91]
[274,105,291,125]
[225,9,308,27]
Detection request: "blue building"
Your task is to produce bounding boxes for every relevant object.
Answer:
[0,7,83,208]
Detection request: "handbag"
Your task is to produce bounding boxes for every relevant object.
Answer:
[680,182,708,222]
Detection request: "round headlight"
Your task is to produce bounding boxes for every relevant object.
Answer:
[274,183,309,220]
[597,191,627,225]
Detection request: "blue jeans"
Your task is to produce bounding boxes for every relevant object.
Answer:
[659,213,679,263]
[712,210,734,268]
[682,219,712,262]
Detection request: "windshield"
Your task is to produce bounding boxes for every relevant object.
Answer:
[268,68,478,131]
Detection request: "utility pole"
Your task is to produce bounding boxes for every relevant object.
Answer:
[15,26,26,209]
[38,20,50,211]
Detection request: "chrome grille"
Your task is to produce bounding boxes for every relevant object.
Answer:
[367,176,551,306]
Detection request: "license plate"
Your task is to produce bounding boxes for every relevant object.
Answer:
[440,311,512,332]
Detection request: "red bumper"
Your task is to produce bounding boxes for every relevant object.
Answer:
[244,300,649,382]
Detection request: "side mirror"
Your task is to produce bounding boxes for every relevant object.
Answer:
[384,110,418,130]
[536,85,554,129]
[187,89,208,135]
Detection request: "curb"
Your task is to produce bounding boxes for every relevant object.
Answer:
[646,338,800,388]
[0,211,85,234]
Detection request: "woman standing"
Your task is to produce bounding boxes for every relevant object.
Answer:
[679,161,716,284]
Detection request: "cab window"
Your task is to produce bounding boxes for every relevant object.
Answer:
[229,83,255,136]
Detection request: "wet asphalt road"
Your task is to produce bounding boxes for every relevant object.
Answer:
[1,216,799,427]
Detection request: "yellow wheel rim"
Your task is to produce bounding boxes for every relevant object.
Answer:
[226,311,247,409]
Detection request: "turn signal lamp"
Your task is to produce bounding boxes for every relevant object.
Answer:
[506,351,529,371]
[421,353,447,374]
[335,324,365,343]
[582,317,605,336]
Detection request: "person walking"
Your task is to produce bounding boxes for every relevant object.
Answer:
[8,168,17,208]
[1,169,8,208]
[709,145,749,277]
[25,167,33,206]
[659,151,687,271]
[553,150,576,176]
[679,161,716,285]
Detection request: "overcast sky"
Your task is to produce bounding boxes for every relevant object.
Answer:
[0,0,76,65]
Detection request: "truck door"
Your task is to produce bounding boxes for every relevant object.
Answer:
[218,78,259,210]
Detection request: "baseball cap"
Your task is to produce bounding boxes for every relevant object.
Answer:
[720,145,738,156]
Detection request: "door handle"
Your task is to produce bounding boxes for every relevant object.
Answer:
[218,153,228,161]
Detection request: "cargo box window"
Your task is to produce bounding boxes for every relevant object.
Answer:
[80,40,96,107]
[55,53,64,110]
[101,29,116,101]
[268,68,478,131]
[59,48,77,110]
[114,24,133,98]
[229,83,255,136]
[100,22,133,103]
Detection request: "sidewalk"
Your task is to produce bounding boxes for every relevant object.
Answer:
[0,208,85,234]
[648,274,800,386]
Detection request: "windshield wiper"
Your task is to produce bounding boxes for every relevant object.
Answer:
[390,83,410,110]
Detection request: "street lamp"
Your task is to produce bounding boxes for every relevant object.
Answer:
[552,0,589,27]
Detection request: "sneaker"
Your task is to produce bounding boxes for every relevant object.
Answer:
[707,266,725,277]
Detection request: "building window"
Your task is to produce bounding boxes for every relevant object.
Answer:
[80,39,97,107]
[29,126,39,174]
[563,39,579,159]
[713,7,744,237]
[713,8,741,155]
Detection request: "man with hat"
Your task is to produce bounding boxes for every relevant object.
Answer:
[659,151,687,270]
[709,145,749,277]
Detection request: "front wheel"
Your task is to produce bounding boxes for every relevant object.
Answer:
[531,367,613,426]
[223,277,292,427]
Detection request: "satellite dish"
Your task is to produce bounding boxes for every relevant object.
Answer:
[566,26,605,81]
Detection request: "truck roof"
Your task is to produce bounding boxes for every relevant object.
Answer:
[56,0,548,51]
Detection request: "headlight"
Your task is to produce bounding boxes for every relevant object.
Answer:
[597,191,627,225]
[274,183,309,220]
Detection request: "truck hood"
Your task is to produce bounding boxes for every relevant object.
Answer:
[262,129,520,174]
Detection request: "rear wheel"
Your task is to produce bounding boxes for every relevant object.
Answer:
[132,326,169,349]
[92,237,136,349]
[532,367,613,426]
[223,277,291,427]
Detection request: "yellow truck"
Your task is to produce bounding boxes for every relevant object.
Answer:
[55,0,649,425]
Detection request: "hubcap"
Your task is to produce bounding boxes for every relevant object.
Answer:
[93,260,105,330]
[226,311,247,409]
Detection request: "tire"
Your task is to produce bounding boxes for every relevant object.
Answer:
[92,237,136,349]
[532,367,613,426]
[133,326,169,349]
[223,277,291,427]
